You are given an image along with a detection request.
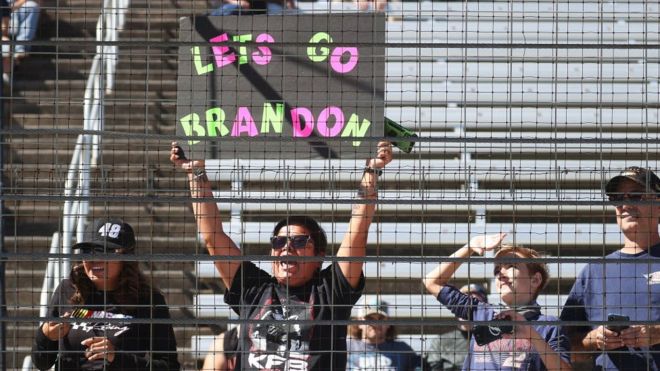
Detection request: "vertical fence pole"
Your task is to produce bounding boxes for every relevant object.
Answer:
[0,21,6,370]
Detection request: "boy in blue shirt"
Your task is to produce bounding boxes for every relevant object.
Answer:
[424,234,571,370]
[561,167,660,370]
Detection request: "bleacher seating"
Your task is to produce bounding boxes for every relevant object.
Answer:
[182,1,660,364]
[7,0,658,368]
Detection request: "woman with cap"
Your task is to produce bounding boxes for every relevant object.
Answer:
[346,299,421,370]
[31,218,181,370]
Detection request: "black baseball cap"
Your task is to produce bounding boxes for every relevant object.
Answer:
[73,218,136,254]
[605,166,660,196]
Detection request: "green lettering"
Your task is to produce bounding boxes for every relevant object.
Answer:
[233,34,252,65]
[261,102,284,134]
[180,113,205,145]
[192,46,213,75]
[341,114,371,147]
[206,108,229,136]
[307,32,332,62]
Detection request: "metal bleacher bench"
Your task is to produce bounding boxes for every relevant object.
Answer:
[190,219,626,246]
[184,0,660,363]
[205,159,660,183]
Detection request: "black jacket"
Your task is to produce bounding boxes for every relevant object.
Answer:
[31,279,180,370]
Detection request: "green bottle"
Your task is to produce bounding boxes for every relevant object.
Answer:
[384,117,418,153]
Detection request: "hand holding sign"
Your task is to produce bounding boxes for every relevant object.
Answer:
[177,15,385,160]
[367,141,393,170]
[170,142,205,173]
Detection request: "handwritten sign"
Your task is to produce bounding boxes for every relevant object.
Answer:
[176,15,385,159]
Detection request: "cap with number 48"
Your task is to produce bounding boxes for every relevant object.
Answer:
[73,218,136,254]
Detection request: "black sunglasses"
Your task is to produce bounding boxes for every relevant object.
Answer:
[270,235,312,250]
[608,193,647,203]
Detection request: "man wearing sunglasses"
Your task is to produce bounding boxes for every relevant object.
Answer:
[561,166,660,370]
[170,141,393,371]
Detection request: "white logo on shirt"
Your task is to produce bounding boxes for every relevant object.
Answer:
[354,354,397,371]
[644,271,660,284]
[70,310,132,337]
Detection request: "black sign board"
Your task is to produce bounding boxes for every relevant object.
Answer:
[176,14,385,159]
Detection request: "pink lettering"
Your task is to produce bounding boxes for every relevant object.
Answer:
[231,107,259,136]
[253,33,274,65]
[210,33,235,68]
[316,106,344,137]
[330,47,358,74]
[291,107,315,137]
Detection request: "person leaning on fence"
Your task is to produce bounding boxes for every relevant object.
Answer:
[423,233,571,371]
[425,283,489,371]
[31,218,181,371]
[170,141,393,371]
[560,166,660,370]
[346,299,421,370]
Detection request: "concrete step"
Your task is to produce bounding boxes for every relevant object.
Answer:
[7,149,175,167]
[2,213,201,245]
[17,55,178,74]
[10,113,175,133]
[14,78,178,97]
[9,98,176,115]
[4,173,190,195]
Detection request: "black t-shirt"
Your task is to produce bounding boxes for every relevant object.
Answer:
[31,279,180,371]
[225,262,364,370]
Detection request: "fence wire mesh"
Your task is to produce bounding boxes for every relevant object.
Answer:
[1,0,659,370]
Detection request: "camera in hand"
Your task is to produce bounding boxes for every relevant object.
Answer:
[472,321,514,346]
[605,313,630,334]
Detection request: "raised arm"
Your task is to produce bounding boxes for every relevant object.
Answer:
[337,141,393,288]
[423,233,506,297]
[170,142,241,288]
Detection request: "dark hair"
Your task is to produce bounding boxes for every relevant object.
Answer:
[69,261,157,314]
[272,216,327,254]
[348,315,397,342]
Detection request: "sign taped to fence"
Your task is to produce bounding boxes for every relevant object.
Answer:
[176,14,385,159]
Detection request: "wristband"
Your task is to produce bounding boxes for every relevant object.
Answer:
[364,166,383,177]
[192,168,207,181]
